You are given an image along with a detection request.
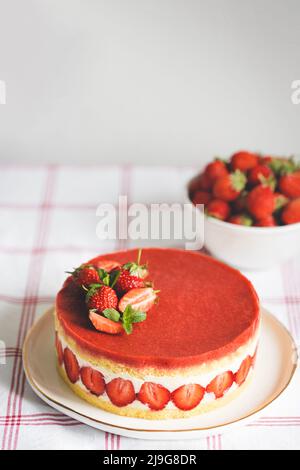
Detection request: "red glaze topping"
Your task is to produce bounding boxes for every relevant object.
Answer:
[56,248,259,368]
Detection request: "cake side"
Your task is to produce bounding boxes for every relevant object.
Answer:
[55,309,259,419]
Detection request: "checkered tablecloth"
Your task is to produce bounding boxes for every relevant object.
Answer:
[0,163,299,450]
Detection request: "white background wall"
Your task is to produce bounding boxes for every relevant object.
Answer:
[0,0,299,165]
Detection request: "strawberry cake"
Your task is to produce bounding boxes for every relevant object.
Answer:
[55,248,260,419]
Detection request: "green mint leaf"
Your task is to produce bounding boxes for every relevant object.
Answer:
[98,268,110,286]
[110,269,121,288]
[103,308,120,322]
[122,304,134,322]
[121,305,147,334]
[121,304,135,335]
[122,320,133,335]
[132,311,146,323]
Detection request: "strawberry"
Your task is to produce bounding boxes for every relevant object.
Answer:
[63,348,80,383]
[254,215,277,227]
[247,185,276,220]
[281,198,300,225]
[213,170,246,201]
[89,310,123,334]
[80,367,105,396]
[260,155,273,165]
[55,332,64,366]
[196,172,213,191]
[114,250,149,294]
[204,160,228,182]
[232,192,248,213]
[206,199,230,221]
[70,264,100,287]
[235,356,252,385]
[114,269,145,294]
[137,382,170,410]
[279,171,300,199]
[231,151,259,172]
[95,259,121,273]
[248,164,274,187]
[206,371,234,398]
[267,157,299,176]
[192,190,211,206]
[171,384,205,411]
[228,214,253,226]
[106,378,135,407]
[86,285,118,312]
[118,287,157,313]
[188,173,211,196]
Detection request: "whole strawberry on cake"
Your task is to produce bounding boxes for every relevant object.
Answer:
[55,248,260,419]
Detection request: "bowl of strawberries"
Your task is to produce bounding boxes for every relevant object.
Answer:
[188,151,300,270]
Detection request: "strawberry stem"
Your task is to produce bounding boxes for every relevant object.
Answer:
[137,248,142,265]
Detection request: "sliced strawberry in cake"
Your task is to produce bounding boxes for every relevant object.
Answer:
[206,371,234,398]
[80,367,105,396]
[106,378,136,407]
[137,382,170,411]
[63,348,80,384]
[235,355,252,385]
[171,384,205,411]
[89,311,123,335]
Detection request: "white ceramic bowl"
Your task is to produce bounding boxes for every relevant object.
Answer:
[203,215,300,270]
[186,182,300,270]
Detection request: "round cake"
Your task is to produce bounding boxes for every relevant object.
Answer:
[55,248,260,419]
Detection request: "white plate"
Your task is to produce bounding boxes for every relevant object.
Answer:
[23,308,298,440]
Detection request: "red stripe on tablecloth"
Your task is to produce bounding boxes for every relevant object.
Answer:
[0,417,77,424]
[0,422,81,427]
[8,175,52,450]
[0,294,55,304]
[0,348,22,358]
[0,202,98,210]
[1,412,73,419]
[13,166,57,450]
[206,436,210,450]
[248,423,300,427]
[1,166,57,450]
